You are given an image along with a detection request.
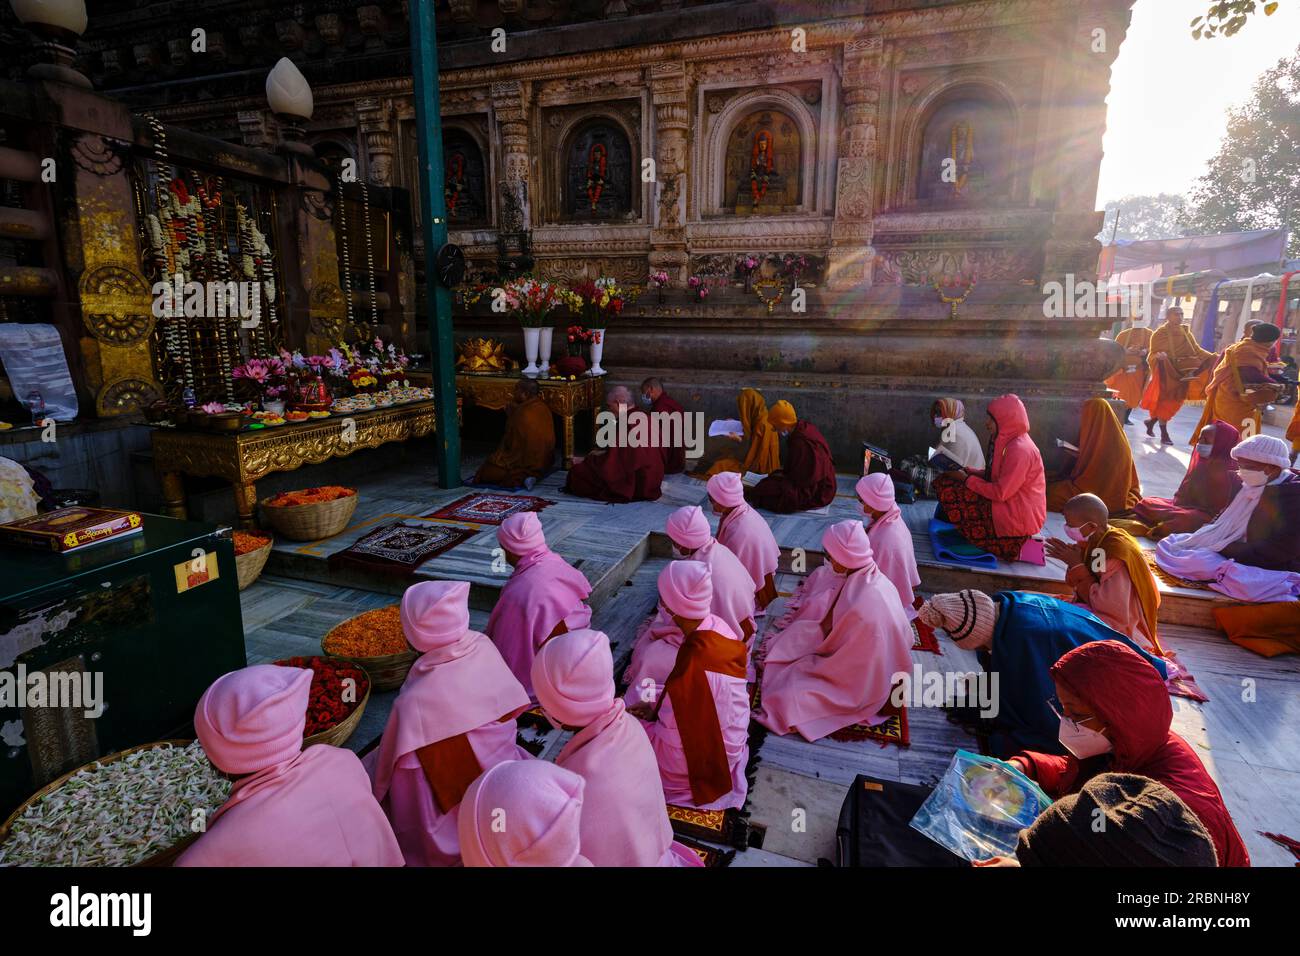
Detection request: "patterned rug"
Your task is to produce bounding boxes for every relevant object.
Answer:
[750,678,910,748]
[1146,553,1214,591]
[425,493,555,525]
[912,619,941,654]
[666,804,747,848]
[329,521,476,573]
[673,834,735,868]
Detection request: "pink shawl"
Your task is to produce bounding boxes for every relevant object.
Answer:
[856,474,921,617]
[717,501,780,594]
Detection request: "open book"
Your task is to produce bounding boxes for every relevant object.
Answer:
[708,418,744,438]
[741,471,767,488]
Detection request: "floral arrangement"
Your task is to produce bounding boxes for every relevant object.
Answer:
[566,324,600,353]
[264,486,356,508]
[688,275,713,302]
[495,276,567,327]
[779,253,810,286]
[649,271,669,289]
[571,277,638,323]
[273,657,370,736]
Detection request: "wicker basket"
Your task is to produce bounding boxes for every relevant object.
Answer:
[235,535,274,590]
[322,607,417,692]
[0,739,213,868]
[259,490,358,541]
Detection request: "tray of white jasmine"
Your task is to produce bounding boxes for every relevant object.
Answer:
[0,740,230,867]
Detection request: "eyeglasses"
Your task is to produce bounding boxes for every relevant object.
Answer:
[1046,695,1097,730]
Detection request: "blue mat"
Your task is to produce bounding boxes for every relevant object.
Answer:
[928,517,1000,568]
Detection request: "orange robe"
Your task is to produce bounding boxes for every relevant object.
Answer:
[1289,402,1300,454]
[1046,398,1141,513]
[1191,339,1275,443]
[1104,326,1152,410]
[473,395,556,487]
[1065,527,1163,656]
[1140,323,1214,422]
[702,388,781,478]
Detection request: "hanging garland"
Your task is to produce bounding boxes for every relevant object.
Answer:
[949,121,974,196]
[585,143,607,212]
[335,172,356,333]
[754,277,785,314]
[143,114,195,397]
[445,152,465,216]
[360,180,379,334]
[749,129,774,205]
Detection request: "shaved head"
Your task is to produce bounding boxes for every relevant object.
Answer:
[1063,492,1109,530]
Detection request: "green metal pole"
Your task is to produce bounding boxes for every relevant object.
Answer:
[410,0,461,487]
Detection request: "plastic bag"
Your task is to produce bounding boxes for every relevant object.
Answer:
[909,749,1052,862]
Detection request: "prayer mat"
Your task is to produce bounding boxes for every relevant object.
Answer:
[328,522,475,573]
[425,492,555,525]
[517,705,551,732]
[666,804,747,848]
[912,618,942,655]
[1146,552,1214,591]
[672,834,735,868]
[827,703,910,748]
[928,517,999,568]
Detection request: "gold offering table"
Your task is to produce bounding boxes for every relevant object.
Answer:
[455,372,606,467]
[152,400,443,528]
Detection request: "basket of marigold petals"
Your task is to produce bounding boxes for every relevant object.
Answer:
[259,486,358,541]
[272,656,371,748]
[233,530,274,590]
[321,604,416,691]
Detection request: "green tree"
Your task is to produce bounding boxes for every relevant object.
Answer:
[1097,194,1190,243]
[1181,48,1300,259]
[1192,1,1281,39]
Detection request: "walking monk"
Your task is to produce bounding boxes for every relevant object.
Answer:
[707,471,780,612]
[1191,324,1283,444]
[485,512,591,698]
[747,399,836,513]
[1105,324,1152,425]
[1140,307,1216,445]
[564,385,664,502]
[472,378,555,488]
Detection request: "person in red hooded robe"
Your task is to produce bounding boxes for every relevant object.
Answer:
[746,399,836,513]
[564,385,664,502]
[641,377,687,475]
[933,393,1046,561]
[1009,639,1250,867]
[1134,420,1241,540]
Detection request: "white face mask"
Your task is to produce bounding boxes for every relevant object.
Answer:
[933,417,945,428]
[1063,523,1092,544]
[1058,716,1113,759]
[671,545,689,560]
[1195,443,1213,459]
[1240,469,1269,487]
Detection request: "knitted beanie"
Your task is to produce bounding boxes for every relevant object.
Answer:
[917,589,997,649]
[1015,773,1218,868]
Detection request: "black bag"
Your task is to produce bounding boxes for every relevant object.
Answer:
[835,774,968,867]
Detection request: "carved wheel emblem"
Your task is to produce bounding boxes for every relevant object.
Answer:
[78,264,155,345]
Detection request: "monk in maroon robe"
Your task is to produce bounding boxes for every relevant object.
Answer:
[641,377,687,475]
[563,386,664,502]
[746,400,836,513]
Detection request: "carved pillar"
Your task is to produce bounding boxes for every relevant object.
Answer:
[649,61,689,282]
[490,80,532,229]
[827,37,886,291]
[356,97,395,186]
[237,110,274,150]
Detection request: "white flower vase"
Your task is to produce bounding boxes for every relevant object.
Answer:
[538,326,554,376]
[588,327,607,376]
[522,326,541,376]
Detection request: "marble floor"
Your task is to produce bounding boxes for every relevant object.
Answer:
[238,399,1300,866]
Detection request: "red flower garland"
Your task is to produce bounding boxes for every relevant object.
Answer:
[586,143,607,211]
[445,152,465,215]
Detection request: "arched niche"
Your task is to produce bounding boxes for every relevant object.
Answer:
[702,89,820,218]
[907,81,1019,207]
[311,137,356,175]
[557,116,638,222]
[442,126,490,227]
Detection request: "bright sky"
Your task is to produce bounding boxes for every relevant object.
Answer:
[1096,0,1300,206]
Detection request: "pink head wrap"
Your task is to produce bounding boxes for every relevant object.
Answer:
[666,505,712,550]
[458,760,589,867]
[855,473,896,512]
[400,580,470,653]
[823,519,874,570]
[531,628,615,728]
[657,560,713,620]
[194,664,311,776]
[498,512,547,557]
[707,472,745,509]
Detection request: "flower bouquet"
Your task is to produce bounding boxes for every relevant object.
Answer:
[497,277,567,375]
[570,278,638,375]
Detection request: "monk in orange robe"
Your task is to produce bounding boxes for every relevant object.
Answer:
[1288,402,1300,466]
[1046,398,1141,514]
[563,386,664,502]
[1191,324,1283,444]
[700,387,781,478]
[1104,325,1152,424]
[473,378,556,489]
[1139,307,1215,445]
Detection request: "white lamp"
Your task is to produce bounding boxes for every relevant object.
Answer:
[9,0,91,88]
[266,57,314,156]
[9,0,87,34]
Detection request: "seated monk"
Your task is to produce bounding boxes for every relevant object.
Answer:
[856,473,921,618]
[625,562,750,811]
[707,472,780,612]
[933,394,1047,561]
[665,504,756,644]
[364,581,531,866]
[1046,398,1141,515]
[1191,324,1284,444]
[458,761,591,867]
[564,385,664,502]
[485,512,592,698]
[1134,420,1241,540]
[1104,324,1153,425]
[640,377,687,475]
[1008,640,1249,866]
[756,521,913,742]
[472,378,555,489]
[177,665,403,866]
[746,399,836,514]
[531,628,703,867]
[917,590,1166,759]
[699,387,781,478]
[1046,493,1164,656]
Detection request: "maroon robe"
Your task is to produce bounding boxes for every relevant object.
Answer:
[747,420,836,513]
[651,392,687,475]
[564,409,665,503]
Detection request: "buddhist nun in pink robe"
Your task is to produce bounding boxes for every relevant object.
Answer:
[756,521,914,742]
[856,473,922,619]
[459,761,592,867]
[177,665,403,867]
[628,562,750,811]
[364,580,532,867]
[484,512,593,699]
[666,505,756,644]
[708,472,781,613]
[532,628,704,867]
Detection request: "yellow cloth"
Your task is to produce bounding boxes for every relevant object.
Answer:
[1095,526,1163,656]
[1213,602,1300,658]
[1141,322,1214,420]
[1289,402,1300,453]
[704,387,781,477]
[1046,398,1142,513]
[1105,327,1152,409]
[768,400,796,431]
[472,396,556,487]
[1191,340,1273,442]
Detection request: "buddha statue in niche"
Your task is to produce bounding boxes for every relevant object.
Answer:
[724,110,801,214]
